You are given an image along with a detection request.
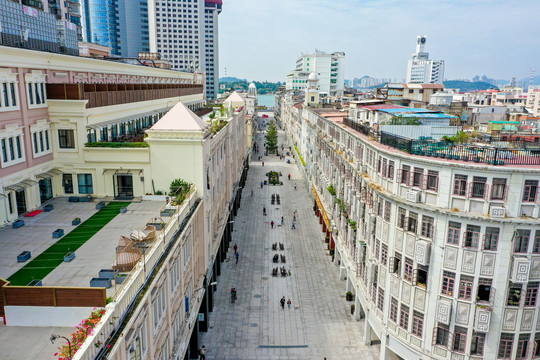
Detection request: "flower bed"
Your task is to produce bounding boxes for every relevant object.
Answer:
[55,308,106,359]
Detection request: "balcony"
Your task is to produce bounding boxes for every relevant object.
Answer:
[46,83,203,108]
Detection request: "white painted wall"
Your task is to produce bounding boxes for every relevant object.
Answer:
[5,306,95,327]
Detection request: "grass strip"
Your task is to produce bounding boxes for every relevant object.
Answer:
[8,202,130,286]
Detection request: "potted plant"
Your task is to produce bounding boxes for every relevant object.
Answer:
[346,291,353,301]
[72,217,81,226]
[325,236,330,243]
[350,304,355,315]
[64,251,76,262]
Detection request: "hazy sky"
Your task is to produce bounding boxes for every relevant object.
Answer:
[219,0,540,82]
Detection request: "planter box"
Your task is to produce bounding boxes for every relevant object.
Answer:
[79,196,91,202]
[160,209,176,217]
[27,279,42,286]
[43,204,54,212]
[17,251,31,262]
[120,207,127,213]
[142,195,168,201]
[12,219,24,229]
[68,196,80,202]
[115,274,128,284]
[72,218,81,226]
[52,228,64,238]
[99,269,119,280]
[64,252,76,262]
[90,277,112,288]
[96,201,106,210]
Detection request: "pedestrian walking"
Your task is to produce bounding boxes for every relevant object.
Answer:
[293,213,296,221]
[198,345,206,360]
[235,251,239,264]
[281,216,284,225]
[291,220,296,230]
[288,174,291,180]
[262,161,264,167]
[271,220,274,229]
[233,244,238,253]
[287,299,291,308]
[280,296,286,309]
[294,183,297,191]
[251,188,254,197]
[263,207,267,215]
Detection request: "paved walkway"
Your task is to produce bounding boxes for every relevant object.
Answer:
[200,125,380,360]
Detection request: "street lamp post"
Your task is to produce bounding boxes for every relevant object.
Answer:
[50,334,72,360]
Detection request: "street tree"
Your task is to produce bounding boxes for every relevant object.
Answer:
[265,120,278,154]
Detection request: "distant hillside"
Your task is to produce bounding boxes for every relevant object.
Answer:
[443,81,498,91]
[219,77,246,83]
[219,80,284,95]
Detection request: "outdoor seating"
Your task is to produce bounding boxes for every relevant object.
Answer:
[130,225,156,243]
[279,242,284,250]
[273,254,279,263]
[272,267,278,277]
[113,236,142,272]
[280,267,287,277]
[280,254,286,263]
[272,242,277,250]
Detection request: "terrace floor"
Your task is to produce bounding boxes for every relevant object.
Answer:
[0,198,165,360]
[0,197,164,295]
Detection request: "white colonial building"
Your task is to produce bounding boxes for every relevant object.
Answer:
[280,93,540,360]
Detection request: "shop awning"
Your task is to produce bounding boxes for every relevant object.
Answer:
[4,179,37,192]
[36,168,63,179]
[312,185,331,230]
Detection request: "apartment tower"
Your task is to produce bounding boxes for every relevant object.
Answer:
[406,36,445,84]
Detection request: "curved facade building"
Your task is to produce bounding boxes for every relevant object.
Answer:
[282,98,540,360]
[83,0,119,55]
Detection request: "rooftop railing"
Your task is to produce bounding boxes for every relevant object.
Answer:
[380,132,540,166]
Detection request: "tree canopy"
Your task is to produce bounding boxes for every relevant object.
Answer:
[389,115,422,125]
[265,120,278,154]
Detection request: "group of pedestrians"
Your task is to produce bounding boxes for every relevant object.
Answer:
[280,296,292,309]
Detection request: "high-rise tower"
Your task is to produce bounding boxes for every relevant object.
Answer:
[149,0,222,100]
[406,36,445,84]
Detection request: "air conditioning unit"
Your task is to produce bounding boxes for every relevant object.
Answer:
[414,240,431,266]
[489,206,505,218]
[406,190,421,203]
[511,257,531,283]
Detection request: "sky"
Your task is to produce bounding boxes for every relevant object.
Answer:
[218,0,540,83]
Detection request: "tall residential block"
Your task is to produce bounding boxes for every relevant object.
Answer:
[406,36,445,84]
[149,0,222,100]
[286,50,346,96]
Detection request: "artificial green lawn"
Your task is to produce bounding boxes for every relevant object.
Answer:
[8,202,130,286]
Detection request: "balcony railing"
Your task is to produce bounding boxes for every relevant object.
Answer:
[47,83,203,108]
[380,132,540,166]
